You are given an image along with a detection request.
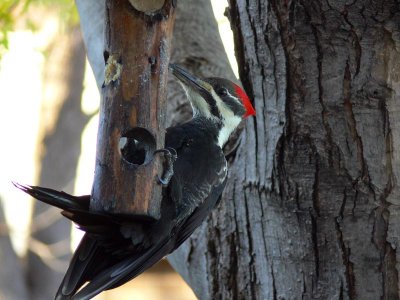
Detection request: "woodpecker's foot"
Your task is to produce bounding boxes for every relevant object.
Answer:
[154,147,177,186]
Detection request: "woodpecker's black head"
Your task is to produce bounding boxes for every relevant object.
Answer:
[170,64,256,146]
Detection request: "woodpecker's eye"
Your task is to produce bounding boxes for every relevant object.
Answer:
[217,88,228,96]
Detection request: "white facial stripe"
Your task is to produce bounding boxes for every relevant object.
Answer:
[225,89,242,105]
[211,90,242,147]
[218,115,241,147]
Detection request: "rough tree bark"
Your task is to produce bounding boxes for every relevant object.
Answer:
[78,0,400,299]
[225,1,400,298]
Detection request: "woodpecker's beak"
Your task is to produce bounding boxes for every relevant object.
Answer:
[169,64,213,99]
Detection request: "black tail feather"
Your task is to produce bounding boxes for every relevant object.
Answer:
[55,235,98,299]
[14,182,116,234]
[13,182,90,211]
[14,182,175,300]
[73,238,174,300]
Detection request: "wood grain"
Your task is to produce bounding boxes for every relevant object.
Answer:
[91,0,175,219]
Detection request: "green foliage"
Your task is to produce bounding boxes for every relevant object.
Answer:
[0,0,17,50]
[0,0,78,56]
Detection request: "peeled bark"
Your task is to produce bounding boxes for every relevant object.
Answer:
[91,0,175,219]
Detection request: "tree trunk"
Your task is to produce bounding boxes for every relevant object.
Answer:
[27,27,89,300]
[187,1,399,299]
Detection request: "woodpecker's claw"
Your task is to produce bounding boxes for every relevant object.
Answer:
[156,175,168,186]
[154,147,177,186]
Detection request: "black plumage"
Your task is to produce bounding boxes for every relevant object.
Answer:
[15,117,227,300]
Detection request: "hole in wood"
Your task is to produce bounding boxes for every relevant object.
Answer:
[119,128,156,166]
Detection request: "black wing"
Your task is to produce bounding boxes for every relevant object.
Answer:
[166,120,228,222]
[175,176,227,247]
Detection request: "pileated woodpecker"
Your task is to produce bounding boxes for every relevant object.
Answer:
[15,64,256,299]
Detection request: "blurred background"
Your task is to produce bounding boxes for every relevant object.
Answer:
[0,0,236,299]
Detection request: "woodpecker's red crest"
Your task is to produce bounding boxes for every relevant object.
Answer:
[233,83,256,118]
